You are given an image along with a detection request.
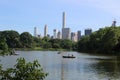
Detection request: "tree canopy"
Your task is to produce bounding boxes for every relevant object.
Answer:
[0,58,48,80]
[20,32,33,48]
[77,26,120,54]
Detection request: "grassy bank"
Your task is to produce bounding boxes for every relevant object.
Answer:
[15,47,70,51]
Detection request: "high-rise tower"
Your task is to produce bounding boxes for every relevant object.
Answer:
[57,31,62,39]
[44,25,48,37]
[62,28,71,40]
[62,12,71,40]
[62,12,66,28]
[85,29,92,36]
[34,27,38,37]
[112,20,117,27]
[53,29,57,39]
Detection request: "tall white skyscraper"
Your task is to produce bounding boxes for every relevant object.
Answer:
[63,12,66,28]
[34,27,38,37]
[62,12,71,40]
[44,25,48,37]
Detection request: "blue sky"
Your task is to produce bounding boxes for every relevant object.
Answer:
[0,0,120,36]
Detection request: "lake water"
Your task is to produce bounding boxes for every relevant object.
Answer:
[0,51,120,80]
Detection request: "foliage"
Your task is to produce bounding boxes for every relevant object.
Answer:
[20,32,33,48]
[49,39,61,49]
[0,30,20,48]
[0,38,8,51]
[77,26,120,54]
[60,39,73,50]
[0,30,76,52]
[0,58,48,80]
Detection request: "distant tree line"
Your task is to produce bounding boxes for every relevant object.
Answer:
[1,26,120,55]
[77,26,120,54]
[0,30,77,54]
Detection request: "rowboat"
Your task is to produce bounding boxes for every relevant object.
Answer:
[62,55,75,58]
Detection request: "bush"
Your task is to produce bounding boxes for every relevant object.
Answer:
[0,58,48,80]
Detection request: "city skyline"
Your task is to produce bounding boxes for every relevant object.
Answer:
[0,0,120,36]
[34,12,90,40]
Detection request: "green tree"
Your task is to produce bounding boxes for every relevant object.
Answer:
[100,27,120,53]
[20,32,33,48]
[0,58,48,80]
[77,26,120,54]
[77,36,90,52]
[61,39,73,50]
[0,30,20,48]
[0,38,8,51]
[49,39,61,49]
[42,41,52,49]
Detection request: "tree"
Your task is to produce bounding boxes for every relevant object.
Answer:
[77,36,90,52]
[49,39,61,49]
[0,58,48,80]
[20,32,33,48]
[0,30,20,48]
[0,38,8,51]
[61,39,73,50]
[77,26,120,54]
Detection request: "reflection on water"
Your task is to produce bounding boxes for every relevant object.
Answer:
[0,51,120,80]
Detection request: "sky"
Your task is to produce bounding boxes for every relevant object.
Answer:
[0,0,120,36]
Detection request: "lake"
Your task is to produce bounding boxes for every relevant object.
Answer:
[0,51,120,80]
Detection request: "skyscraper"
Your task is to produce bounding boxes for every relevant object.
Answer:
[53,29,57,39]
[62,12,71,40]
[85,29,92,36]
[111,20,117,27]
[71,32,75,41]
[62,28,71,40]
[57,31,62,39]
[71,32,78,42]
[44,25,48,37]
[77,31,81,41]
[34,27,38,37]
[62,12,66,28]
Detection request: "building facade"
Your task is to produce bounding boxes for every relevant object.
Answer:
[62,28,71,40]
[111,20,117,27]
[34,27,38,37]
[85,29,92,36]
[44,25,48,37]
[57,31,62,39]
[53,29,57,39]
[71,32,78,42]
[77,31,81,41]
[62,12,66,28]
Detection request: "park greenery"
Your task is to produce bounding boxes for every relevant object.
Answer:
[0,58,48,80]
[0,30,75,79]
[1,26,120,55]
[0,30,76,54]
[1,26,120,79]
[77,26,120,55]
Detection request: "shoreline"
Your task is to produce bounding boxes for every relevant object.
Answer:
[15,47,72,51]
